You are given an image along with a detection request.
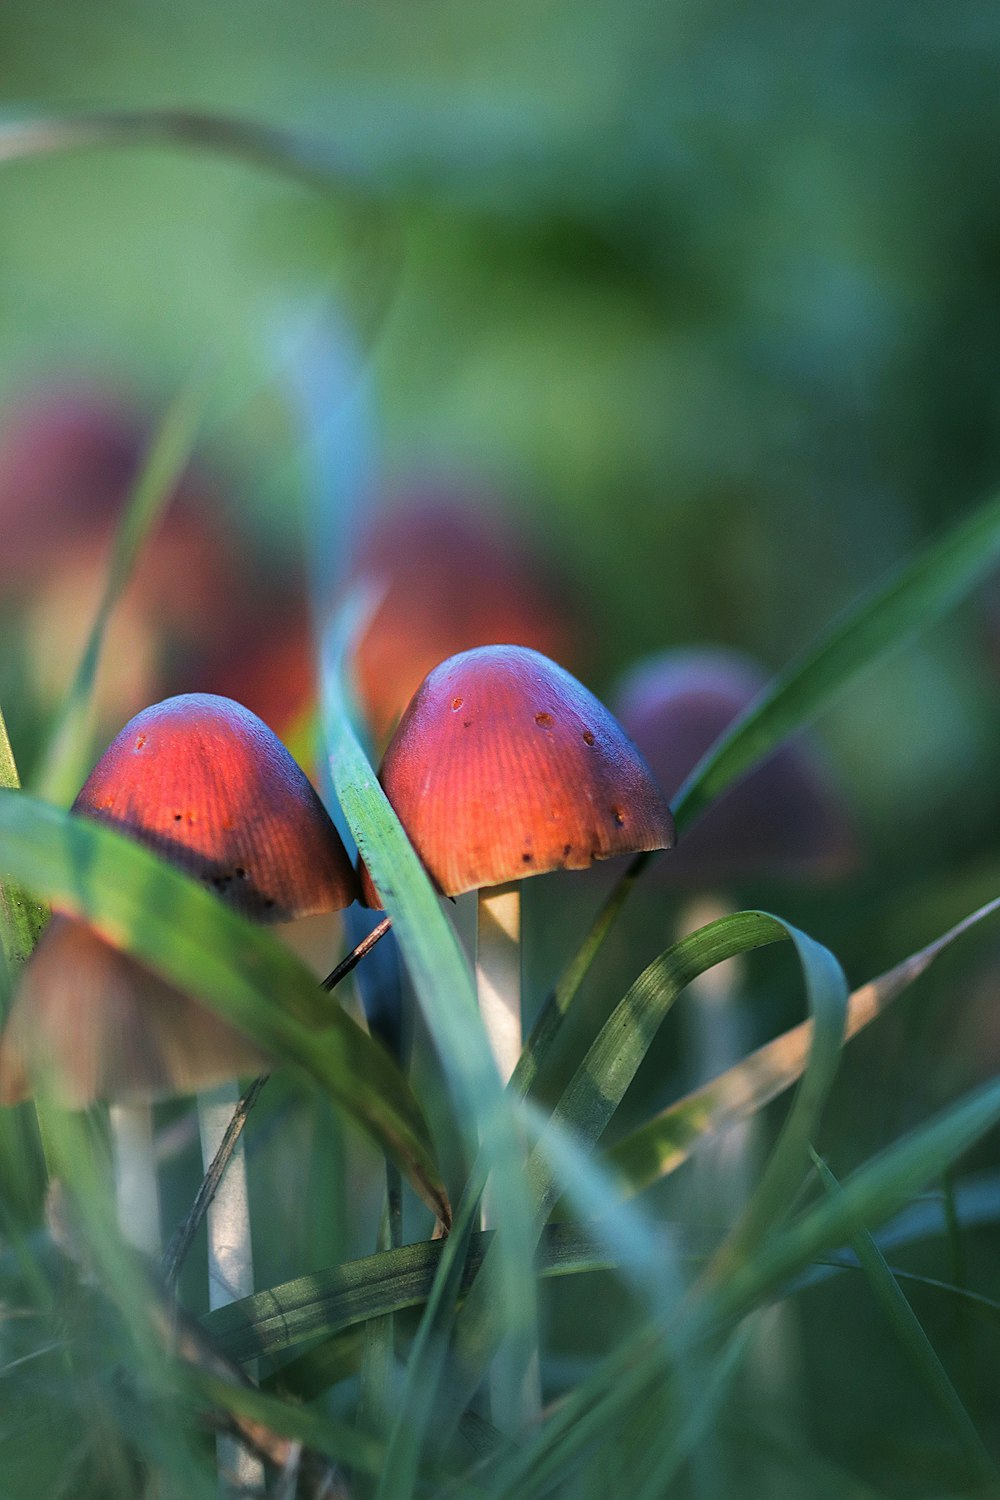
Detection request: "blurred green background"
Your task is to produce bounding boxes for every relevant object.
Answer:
[5,5,1000,1491]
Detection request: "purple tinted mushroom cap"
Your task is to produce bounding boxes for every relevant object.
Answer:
[613,648,857,884]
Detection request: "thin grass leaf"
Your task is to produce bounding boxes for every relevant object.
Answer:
[179,1367,385,1477]
[706,1073,1000,1335]
[811,1151,998,1486]
[31,382,205,807]
[705,924,846,1276]
[514,1077,1000,1500]
[0,705,48,974]
[535,912,844,1230]
[320,607,539,1408]
[206,1223,607,1366]
[675,492,1000,829]
[608,896,1000,1197]
[357,1181,402,1448]
[0,109,376,200]
[374,1186,481,1500]
[511,861,643,1099]
[0,790,447,1219]
[529,490,1000,1076]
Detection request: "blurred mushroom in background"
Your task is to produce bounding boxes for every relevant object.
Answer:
[0,382,259,724]
[344,485,583,745]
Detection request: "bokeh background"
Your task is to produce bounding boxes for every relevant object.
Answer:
[4,4,1000,1491]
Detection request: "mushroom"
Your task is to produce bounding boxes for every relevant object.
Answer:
[361,645,675,1085]
[613,647,856,1231]
[0,694,358,1366]
[0,383,251,723]
[613,648,856,885]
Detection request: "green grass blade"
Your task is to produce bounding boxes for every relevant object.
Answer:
[608,896,1000,1197]
[535,912,844,1229]
[811,1151,998,1486]
[206,1224,608,1365]
[532,489,1000,1071]
[178,1366,385,1477]
[706,1073,1000,1334]
[0,706,47,974]
[0,109,378,201]
[320,609,539,1409]
[706,924,847,1276]
[511,859,645,1100]
[374,1188,481,1500]
[32,381,205,807]
[0,790,447,1219]
[675,491,1000,829]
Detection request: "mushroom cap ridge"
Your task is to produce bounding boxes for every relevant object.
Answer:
[74,693,359,921]
[362,645,675,902]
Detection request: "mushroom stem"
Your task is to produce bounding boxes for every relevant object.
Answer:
[476,881,543,1427]
[109,1102,162,1257]
[198,1079,264,1495]
[476,881,523,1086]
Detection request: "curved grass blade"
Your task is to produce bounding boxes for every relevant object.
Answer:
[0,109,376,200]
[534,912,844,1223]
[811,1151,998,1486]
[374,1185,482,1500]
[179,1366,384,1477]
[0,707,47,974]
[526,487,1000,1080]
[207,1223,607,1366]
[706,1072,1000,1335]
[320,609,539,1409]
[608,896,1000,1198]
[511,860,643,1100]
[31,381,205,807]
[705,924,847,1276]
[675,491,1000,829]
[0,790,447,1220]
[514,1075,1000,1500]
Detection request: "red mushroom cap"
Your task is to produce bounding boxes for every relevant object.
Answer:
[348,492,579,743]
[0,916,268,1106]
[73,693,359,921]
[614,648,856,882]
[361,645,675,903]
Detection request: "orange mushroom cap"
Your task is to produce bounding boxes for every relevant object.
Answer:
[0,917,267,1106]
[361,645,675,903]
[73,693,359,921]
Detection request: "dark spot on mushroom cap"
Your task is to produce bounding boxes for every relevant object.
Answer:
[173,812,183,822]
[535,711,554,728]
[611,807,625,826]
[562,843,572,858]
[582,729,595,746]
[522,852,533,862]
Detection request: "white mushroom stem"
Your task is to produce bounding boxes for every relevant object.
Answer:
[476,882,523,1087]
[476,880,542,1429]
[198,1080,264,1496]
[109,1102,162,1257]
